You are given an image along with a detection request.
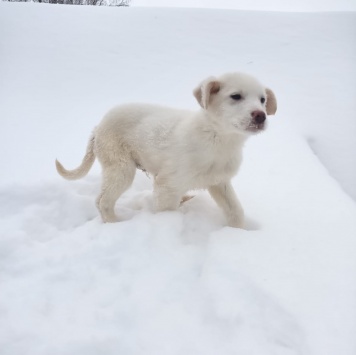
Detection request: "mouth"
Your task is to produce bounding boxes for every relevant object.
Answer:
[246,122,266,133]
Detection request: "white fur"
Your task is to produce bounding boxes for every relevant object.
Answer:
[56,72,277,227]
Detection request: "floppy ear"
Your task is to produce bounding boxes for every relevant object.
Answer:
[265,88,277,115]
[193,77,220,109]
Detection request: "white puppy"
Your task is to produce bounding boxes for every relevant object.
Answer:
[56,72,277,227]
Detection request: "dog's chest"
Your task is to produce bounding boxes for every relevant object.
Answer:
[191,152,241,188]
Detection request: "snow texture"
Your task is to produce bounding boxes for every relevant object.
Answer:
[0,3,356,355]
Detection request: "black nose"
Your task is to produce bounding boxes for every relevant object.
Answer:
[251,110,266,124]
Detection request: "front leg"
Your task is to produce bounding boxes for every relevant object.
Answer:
[153,176,182,212]
[208,181,244,228]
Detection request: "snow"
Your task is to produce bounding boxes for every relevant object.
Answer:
[132,0,356,12]
[0,2,356,355]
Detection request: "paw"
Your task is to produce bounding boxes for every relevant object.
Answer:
[100,211,119,223]
[227,215,245,229]
[103,216,119,223]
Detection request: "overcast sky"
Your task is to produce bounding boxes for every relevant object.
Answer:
[132,0,356,12]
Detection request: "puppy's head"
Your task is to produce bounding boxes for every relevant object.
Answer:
[193,72,277,135]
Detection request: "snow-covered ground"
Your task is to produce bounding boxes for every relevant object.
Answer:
[133,0,356,12]
[0,3,356,355]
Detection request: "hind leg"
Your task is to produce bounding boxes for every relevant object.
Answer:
[96,160,136,223]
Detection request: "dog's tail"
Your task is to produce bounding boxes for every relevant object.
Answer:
[56,132,96,180]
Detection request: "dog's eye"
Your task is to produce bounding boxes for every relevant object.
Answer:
[230,94,242,101]
[260,97,266,104]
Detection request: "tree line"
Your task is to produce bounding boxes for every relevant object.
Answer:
[4,0,130,6]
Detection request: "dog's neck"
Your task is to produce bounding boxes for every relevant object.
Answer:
[194,110,248,147]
